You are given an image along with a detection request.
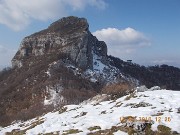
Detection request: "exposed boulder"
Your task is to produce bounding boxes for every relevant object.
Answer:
[149,86,161,91]
[136,85,148,92]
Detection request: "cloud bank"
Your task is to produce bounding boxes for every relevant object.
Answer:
[0,0,107,31]
[93,27,151,58]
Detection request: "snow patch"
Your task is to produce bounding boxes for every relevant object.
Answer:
[113,130,128,135]
[93,53,106,72]
[44,85,64,107]
[45,61,58,77]
[83,52,120,84]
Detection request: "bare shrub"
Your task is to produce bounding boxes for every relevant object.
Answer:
[0,67,13,81]
[102,82,135,99]
[61,88,96,104]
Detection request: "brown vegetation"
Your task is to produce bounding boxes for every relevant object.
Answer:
[0,53,98,127]
[102,82,135,100]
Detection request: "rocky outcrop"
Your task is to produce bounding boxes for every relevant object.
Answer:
[0,16,137,127]
[12,16,107,70]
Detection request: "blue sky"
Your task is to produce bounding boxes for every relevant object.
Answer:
[0,0,180,69]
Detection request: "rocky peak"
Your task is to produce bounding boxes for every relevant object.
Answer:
[32,16,89,36]
[48,16,89,34]
[12,16,107,70]
[0,17,139,127]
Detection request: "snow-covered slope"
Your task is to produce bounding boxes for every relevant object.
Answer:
[1,87,180,135]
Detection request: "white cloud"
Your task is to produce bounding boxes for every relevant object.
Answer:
[0,0,107,31]
[0,45,16,68]
[93,27,151,58]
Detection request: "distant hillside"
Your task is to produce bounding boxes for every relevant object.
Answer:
[109,55,180,90]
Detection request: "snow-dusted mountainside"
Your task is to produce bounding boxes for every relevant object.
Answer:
[1,16,137,127]
[1,87,180,135]
[0,16,179,131]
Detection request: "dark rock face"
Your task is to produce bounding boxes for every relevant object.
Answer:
[12,16,107,70]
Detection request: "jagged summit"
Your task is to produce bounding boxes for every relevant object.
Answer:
[32,16,89,36]
[48,16,89,32]
[12,16,107,71]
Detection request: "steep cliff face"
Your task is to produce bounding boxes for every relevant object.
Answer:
[12,16,107,70]
[1,16,134,126]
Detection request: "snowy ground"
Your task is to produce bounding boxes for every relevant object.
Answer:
[0,87,180,135]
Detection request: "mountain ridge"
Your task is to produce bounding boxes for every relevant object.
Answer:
[0,16,179,128]
[0,16,132,126]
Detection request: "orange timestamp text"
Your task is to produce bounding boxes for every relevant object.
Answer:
[120,116,171,123]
